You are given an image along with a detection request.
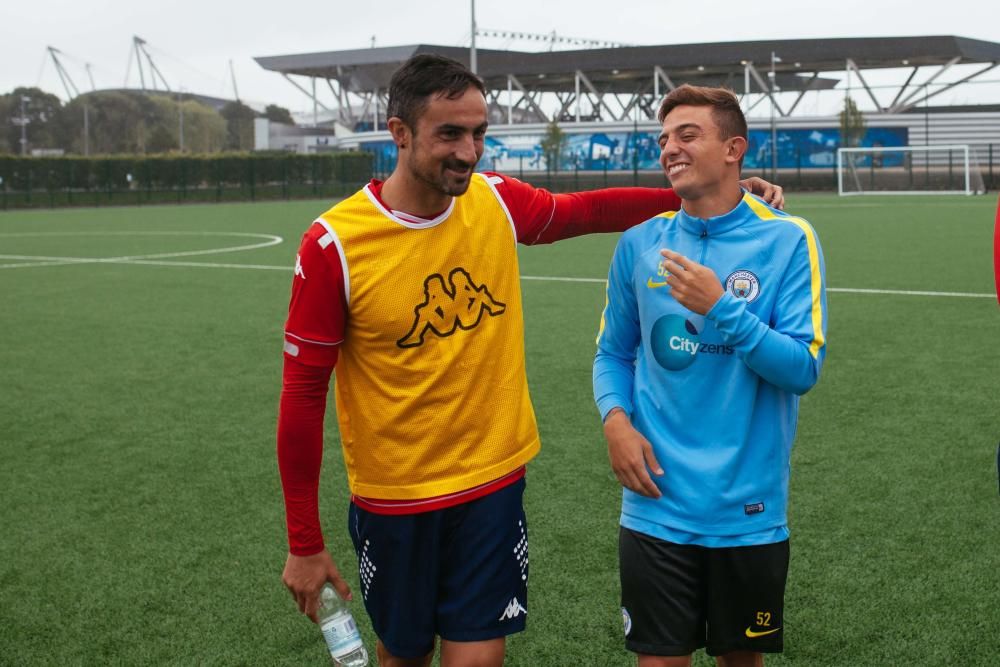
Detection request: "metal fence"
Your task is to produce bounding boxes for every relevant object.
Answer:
[0,153,373,210]
[2,142,997,209]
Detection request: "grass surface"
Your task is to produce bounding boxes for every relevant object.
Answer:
[1,194,998,665]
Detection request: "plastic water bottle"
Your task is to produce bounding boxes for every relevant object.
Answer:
[318,583,368,666]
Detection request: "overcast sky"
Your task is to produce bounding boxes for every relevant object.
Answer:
[2,0,998,113]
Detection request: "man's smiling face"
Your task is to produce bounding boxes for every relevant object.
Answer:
[658,104,734,202]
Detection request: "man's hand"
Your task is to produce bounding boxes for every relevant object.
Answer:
[660,249,724,315]
[604,409,663,498]
[282,549,352,623]
[739,176,784,210]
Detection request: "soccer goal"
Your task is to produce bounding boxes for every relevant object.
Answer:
[837,145,986,196]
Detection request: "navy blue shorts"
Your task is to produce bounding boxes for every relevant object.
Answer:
[347,478,529,659]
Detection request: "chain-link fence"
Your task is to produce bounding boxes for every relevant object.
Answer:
[0,153,373,210]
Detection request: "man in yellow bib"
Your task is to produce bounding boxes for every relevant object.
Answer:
[277,54,783,666]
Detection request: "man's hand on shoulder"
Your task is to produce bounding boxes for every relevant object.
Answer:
[282,549,352,623]
[604,408,663,499]
[739,176,784,210]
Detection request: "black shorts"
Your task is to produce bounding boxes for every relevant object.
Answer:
[347,479,529,659]
[619,526,789,657]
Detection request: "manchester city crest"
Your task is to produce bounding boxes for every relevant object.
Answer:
[725,270,761,302]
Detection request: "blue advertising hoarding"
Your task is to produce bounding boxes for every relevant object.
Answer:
[361,126,908,173]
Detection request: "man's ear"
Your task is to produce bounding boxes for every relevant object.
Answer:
[387,117,411,149]
[726,136,748,166]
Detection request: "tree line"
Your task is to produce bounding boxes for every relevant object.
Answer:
[0,87,295,156]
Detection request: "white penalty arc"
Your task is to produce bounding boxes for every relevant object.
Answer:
[0,231,283,269]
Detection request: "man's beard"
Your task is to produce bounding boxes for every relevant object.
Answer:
[410,153,478,196]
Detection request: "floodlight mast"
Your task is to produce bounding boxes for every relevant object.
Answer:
[18,95,30,156]
[769,52,781,180]
[470,0,477,74]
[229,59,240,102]
[131,36,171,92]
[47,47,95,154]
[47,47,81,100]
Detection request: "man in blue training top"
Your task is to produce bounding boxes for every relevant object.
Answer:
[593,84,828,667]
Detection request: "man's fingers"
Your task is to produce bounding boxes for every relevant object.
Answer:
[614,468,635,493]
[642,442,664,477]
[294,591,308,615]
[637,440,663,498]
[660,249,691,277]
[303,592,320,624]
[660,248,687,266]
[328,568,353,602]
[614,457,661,498]
[618,467,647,498]
[770,185,785,210]
[759,183,784,209]
[632,465,662,498]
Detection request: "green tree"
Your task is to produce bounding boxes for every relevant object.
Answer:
[146,96,227,153]
[1,87,64,154]
[539,120,566,172]
[221,101,258,151]
[839,95,866,149]
[181,100,227,153]
[60,92,156,154]
[264,104,295,125]
[60,92,228,155]
[0,96,11,153]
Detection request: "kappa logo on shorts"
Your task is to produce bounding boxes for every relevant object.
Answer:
[397,268,506,348]
[498,596,527,621]
[622,607,632,636]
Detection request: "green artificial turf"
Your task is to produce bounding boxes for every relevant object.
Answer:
[1,194,997,665]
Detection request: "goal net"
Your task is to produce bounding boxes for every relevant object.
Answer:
[837,145,986,196]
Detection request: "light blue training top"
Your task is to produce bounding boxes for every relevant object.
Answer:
[594,191,827,547]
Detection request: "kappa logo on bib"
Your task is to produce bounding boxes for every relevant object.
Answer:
[397,267,506,348]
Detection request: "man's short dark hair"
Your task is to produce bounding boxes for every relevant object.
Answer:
[386,54,486,129]
[657,84,747,141]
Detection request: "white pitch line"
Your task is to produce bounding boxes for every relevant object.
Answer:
[123,259,290,271]
[825,287,993,298]
[2,241,992,299]
[520,276,994,298]
[522,275,605,284]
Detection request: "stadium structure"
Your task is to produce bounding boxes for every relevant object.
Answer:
[252,36,1000,191]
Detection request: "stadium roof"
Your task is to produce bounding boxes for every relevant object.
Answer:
[254,35,1000,124]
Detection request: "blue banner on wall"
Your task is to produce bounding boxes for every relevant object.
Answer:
[744,127,909,170]
[361,126,908,174]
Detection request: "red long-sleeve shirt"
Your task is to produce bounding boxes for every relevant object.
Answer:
[278,174,681,555]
